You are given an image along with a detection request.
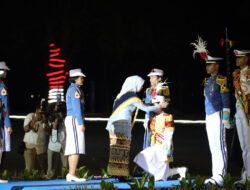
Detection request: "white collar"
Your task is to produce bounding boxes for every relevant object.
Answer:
[241,65,249,73]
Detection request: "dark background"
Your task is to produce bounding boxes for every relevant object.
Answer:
[0,1,247,178]
[1,1,250,117]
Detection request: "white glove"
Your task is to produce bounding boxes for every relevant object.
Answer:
[223,120,232,129]
[222,108,231,129]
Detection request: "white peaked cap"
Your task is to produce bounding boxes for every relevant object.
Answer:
[206,55,224,64]
[152,95,165,103]
[147,68,164,77]
[69,68,86,77]
[234,49,250,57]
[0,61,10,70]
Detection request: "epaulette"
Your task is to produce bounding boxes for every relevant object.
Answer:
[232,69,240,78]
[164,114,173,122]
[145,88,150,95]
[159,86,170,97]
[69,86,81,97]
[216,75,229,93]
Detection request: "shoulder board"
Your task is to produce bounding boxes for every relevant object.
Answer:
[159,87,170,96]
[216,75,227,84]
[232,69,240,77]
[246,68,250,75]
[145,88,150,94]
[164,114,173,122]
[1,87,7,96]
[69,86,81,97]
[216,75,229,93]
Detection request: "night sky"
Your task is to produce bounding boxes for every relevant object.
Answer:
[1,1,250,117]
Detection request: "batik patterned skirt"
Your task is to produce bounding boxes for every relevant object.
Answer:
[107,120,131,177]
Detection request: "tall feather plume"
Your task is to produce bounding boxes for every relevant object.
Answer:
[190,36,209,59]
[155,79,169,92]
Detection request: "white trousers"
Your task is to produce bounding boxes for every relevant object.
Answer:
[0,127,11,152]
[235,104,250,178]
[134,145,169,181]
[206,111,227,178]
[64,116,85,156]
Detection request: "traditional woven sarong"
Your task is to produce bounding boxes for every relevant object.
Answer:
[107,120,131,177]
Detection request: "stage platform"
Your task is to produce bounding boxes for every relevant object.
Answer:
[0,178,182,189]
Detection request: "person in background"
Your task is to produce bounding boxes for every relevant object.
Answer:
[0,61,12,183]
[46,101,68,179]
[23,102,50,174]
[106,75,168,180]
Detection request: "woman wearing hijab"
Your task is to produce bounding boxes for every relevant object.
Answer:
[106,75,168,179]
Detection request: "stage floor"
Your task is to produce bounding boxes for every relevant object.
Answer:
[0,178,181,190]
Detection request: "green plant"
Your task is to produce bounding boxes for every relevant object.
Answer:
[19,169,43,180]
[62,167,69,179]
[0,169,11,180]
[101,168,108,178]
[131,166,146,177]
[147,176,155,190]
[192,175,206,190]
[128,174,154,190]
[178,173,196,190]
[220,173,236,189]
[76,166,93,179]
[100,179,116,190]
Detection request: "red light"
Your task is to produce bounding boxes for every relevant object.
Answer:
[49,43,55,47]
[66,72,69,75]
[46,70,64,77]
[48,75,67,81]
[49,85,64,89]
[49,58,66,63]
[49,80,65,85]
[49,53,60,57]
[49,48,61,53]
[48,63,65,68]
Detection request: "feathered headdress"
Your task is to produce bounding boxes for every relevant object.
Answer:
[155,79,169,92]
[190,36,209,60]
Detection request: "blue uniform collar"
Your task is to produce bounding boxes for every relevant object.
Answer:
[209,74,218,80]
[71,83,80,87]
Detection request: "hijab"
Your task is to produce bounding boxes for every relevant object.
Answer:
[116,75,145,98]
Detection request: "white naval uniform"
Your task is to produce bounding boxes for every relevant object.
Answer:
[234,66,250,178]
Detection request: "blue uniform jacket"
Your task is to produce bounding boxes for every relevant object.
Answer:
[145,88,155,118]
[204,75,230,115]
[66,83,85,125]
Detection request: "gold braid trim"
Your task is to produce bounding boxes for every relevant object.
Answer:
[110,97,143,118]
[216,75,230,93]
[107,167,129,177]
[131,108,139,130]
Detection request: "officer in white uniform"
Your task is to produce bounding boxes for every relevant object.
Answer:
[0,61,12,183]
[65,68,86,182]
[233,49,250,184]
